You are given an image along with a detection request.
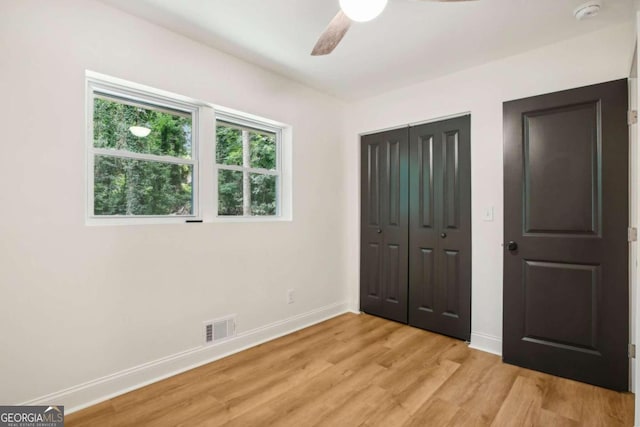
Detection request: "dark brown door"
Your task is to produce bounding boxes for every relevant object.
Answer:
[503,79,629,391]
[408,116,471,340]
[360,128,409,323]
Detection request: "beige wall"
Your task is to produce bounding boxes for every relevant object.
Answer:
[0,0,348,408]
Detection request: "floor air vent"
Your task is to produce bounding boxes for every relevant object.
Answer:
[204,315,236,345]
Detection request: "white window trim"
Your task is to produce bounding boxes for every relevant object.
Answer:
[85,71,292,226]
[212,109,292,222]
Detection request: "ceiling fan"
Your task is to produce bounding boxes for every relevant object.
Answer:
[311,0,477,56]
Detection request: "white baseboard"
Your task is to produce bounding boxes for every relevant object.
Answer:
[469,331,502,356]
[22,301,350,414]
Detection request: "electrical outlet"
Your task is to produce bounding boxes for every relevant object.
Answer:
[287,289,295,304]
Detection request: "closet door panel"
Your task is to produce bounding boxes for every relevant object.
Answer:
[409,128,440,328]
[409,116,471,340]
[360,128,409,323]
[361,142,383,312]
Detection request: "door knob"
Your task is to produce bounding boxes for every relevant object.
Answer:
[507,241,518,251]
[377,229,382,234]
[440,233,447,238]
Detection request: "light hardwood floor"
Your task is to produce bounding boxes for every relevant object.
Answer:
[66,313,634,426]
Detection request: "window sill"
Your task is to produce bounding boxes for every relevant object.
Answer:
[85,216,293,226]
[210,215,292,223]
[86,216,201,227]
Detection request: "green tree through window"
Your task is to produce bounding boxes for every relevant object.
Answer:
[92,96,194,216]
[216,121,278,216]
[87,74,289,223]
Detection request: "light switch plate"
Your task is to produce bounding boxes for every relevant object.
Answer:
[483,206,494,222]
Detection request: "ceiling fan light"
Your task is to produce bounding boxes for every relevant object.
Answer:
[129,125,151,137]
[339,0,388,22]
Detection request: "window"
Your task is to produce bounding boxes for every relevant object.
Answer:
[86,71,291,225]
[215,118,281,217]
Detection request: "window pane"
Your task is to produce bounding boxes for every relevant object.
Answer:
[218,170,243,215]
[250,173,277,216]
[216,123,243,166]
[250,131,277,170]
[93,96,192,159]
[94,155,193,216]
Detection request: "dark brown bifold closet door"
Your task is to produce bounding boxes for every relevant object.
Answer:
[408,116,472,340]
[360,117,471,339]
[360,128,409,323]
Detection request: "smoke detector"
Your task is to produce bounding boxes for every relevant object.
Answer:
[574,1,601,21]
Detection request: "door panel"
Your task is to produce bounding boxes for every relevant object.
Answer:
[443,131,460,230]
[523,261,600,352]
[503,79,628,391]
[388,141,401,226]
[417,248,436,311]
[385,244,401,302]
[419,135,435,229]
[524,102,600,235]
[443,250,460,318]
[364,243,381,299]
[409,116,471,340]
[366,145,381,227]
[360,128,409,323]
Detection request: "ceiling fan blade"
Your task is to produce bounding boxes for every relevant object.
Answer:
[311,10,351,56]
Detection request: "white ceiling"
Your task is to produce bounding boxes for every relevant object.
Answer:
[101,0,634,100]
